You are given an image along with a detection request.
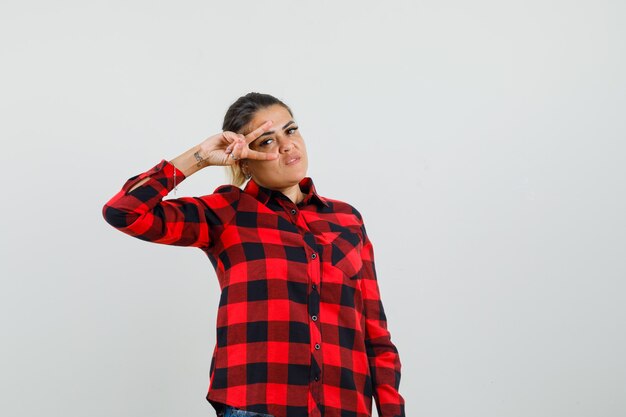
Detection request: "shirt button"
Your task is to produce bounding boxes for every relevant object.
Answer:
[314,343,321,350]
[311,253,317,259]
[314,375,320,381]
[290,209,296,214]
[312,284,317,290]
[311,315,318,321]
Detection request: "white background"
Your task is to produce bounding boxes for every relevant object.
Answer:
[1,1,625,416]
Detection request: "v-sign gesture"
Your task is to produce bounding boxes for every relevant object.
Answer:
[200,120,279,167]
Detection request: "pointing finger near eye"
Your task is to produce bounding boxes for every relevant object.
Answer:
[245,149,279,161]
[245,120,273,145]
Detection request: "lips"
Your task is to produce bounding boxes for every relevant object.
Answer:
[285,155,301,165]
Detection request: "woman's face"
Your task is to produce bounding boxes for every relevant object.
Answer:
[241,104,308,190]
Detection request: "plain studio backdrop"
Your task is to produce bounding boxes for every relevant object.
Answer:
[1,1,624,416]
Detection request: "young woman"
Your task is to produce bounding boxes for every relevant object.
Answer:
[102,93,405,417]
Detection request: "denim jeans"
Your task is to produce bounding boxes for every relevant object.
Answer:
[222,405,275,417]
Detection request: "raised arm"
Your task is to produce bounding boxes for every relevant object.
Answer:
[102,121,279,248]
[102,157,215,247]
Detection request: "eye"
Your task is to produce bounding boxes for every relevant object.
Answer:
[259,126,298,147]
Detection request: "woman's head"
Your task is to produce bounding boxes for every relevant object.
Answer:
[222,93,308,189]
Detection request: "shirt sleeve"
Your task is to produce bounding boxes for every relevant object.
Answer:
[102,159,237,249]
[356,211,406,417]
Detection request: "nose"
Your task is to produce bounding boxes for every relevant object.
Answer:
[277,135,295,153]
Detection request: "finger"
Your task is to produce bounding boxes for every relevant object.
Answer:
[244,120,273,144]
[244,149,279,161]
[234,141,252,162]
[232,138,246,154]
[224,133,243,154]
[225,137,242,153]
[222,131,238,144]
[230,142,243,160]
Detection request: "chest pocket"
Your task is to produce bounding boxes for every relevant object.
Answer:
[329,228,363,280]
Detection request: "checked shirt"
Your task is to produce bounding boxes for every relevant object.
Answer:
[102,159,405,417]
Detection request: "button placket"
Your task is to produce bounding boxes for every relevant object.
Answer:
[305,233,322,392]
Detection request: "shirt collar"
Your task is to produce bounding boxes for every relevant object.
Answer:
[243,176,330,208]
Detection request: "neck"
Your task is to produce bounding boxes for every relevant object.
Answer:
[280,184,304,205]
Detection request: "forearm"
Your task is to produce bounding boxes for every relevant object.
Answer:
[128,144,210,192]
[102,157,212,247]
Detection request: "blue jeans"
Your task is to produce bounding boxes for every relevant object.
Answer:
[222,405,274,417]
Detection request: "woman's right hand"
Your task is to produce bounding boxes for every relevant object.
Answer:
[199,120,279,167]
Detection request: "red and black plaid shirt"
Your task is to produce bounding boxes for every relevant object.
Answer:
[102,159,405,417]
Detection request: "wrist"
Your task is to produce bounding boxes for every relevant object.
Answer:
[170,145,210,177]
[194,145,213,167]
[193,148,211,168]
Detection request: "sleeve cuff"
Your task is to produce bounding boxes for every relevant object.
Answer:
[121,159,187,195]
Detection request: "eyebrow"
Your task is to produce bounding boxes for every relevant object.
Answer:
[252,120,296,143]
